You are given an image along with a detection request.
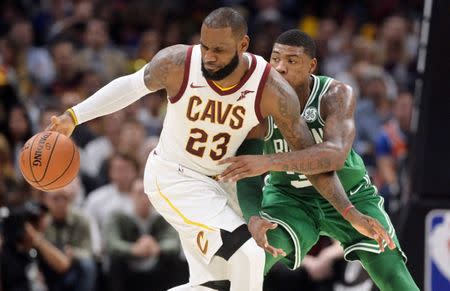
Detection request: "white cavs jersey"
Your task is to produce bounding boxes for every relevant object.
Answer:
[154,44,271,176]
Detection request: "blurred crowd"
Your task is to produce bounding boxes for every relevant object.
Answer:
[0,0,422,290]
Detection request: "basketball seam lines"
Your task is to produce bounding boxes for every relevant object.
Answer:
[28,134,43,188]
[35,133,60,183]
[39,141,76,188]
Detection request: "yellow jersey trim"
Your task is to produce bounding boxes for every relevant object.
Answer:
[66,108,78,126]
[211,80,238,91]
[155,180,216,232]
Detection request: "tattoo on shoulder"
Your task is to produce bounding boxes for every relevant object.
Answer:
[321,80,355,119]
[144,45,187,90]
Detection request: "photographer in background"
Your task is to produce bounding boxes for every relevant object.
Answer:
[105,178,186,291]
[0,201,70,291]
[43,184,96,291]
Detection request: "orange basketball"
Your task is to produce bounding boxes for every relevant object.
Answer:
[19,131,80,192]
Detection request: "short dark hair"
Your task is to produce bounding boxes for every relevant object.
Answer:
[110,152,140,173]
[275,29,316,58]
[49,37,74,55]
[203,7,247,39]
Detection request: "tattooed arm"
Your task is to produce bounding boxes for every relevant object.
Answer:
[265,80,355,174]
[260,69,353,213]
[219,80,355,177]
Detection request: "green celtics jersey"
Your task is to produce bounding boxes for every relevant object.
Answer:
[264,75,367,198]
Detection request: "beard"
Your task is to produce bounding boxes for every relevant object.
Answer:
[201,51,239,81]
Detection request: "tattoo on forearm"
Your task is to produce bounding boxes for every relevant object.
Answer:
[306,172,351,213]
[280,157,332,173]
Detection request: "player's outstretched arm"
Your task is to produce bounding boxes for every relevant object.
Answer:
[219,80,355,179]
[47,45,189,136]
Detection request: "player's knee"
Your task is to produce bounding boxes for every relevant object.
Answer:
[230,238,265,266]
[214,224,264,267]
[228,239,265,291]
[230,238,265,265]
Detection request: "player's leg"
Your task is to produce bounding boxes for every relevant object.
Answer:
[144,154,265,290]
[259,186,321,274]
[319,180,418,290]
[263,225,295,273]
[356,248,419,291]
[226,235,265,291]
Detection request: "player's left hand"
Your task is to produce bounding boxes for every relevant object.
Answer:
[46,112,76,137]
[248,216,287,258]
[218,155,270,182]
[345,209,396,252]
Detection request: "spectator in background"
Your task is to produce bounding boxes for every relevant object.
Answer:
[335,37,378,99]
[83,152,138,255]
[379,16,416,90]
[47,38,83,97]
[43,183,96,291]
[117,118,147,165]
[375,91,413,212]
[354,70,394,176]
[80,111,125,185]
[4,104,33,179]
[321,15,355,78]
[79,69,105,99]
[314,18,337,73]
[8,19,55,91]
[0,133,16,194]
[0,37,19,86]
[45,0,94,42]
[77,19,128,81]
[106,179,186,291]
[137,91,165,137]
[132,29,161,68]
[1,201,71,291]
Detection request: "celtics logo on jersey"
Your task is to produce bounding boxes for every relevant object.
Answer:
[303,107,318,123]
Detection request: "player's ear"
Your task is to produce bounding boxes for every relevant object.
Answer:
[239,35,250,53]
[309,58,318,74]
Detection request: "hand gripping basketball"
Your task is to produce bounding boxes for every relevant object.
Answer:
[45,111,76,137]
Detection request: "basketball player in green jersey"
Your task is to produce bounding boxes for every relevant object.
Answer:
[219,30,419,290]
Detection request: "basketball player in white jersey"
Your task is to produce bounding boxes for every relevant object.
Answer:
[48,8,392,291]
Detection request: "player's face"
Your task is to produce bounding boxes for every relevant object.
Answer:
[200,25,247,81]
[270,43,317,89]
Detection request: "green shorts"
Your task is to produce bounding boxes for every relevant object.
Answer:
[260,178,407,270]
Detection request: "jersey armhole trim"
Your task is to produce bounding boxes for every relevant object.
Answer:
[255,63,272,123]
[317,78,333,125]
[169,45,193,104]
[264,116,273,141]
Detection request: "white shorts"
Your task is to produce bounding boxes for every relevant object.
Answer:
[143,151,246,285]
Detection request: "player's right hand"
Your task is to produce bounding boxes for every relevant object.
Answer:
[46,112,76,137]
[345,208,396,252]
[248,216,286,258]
